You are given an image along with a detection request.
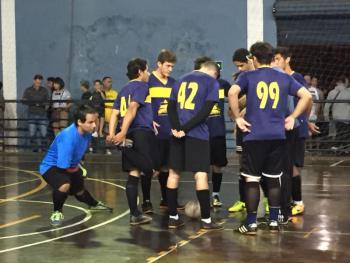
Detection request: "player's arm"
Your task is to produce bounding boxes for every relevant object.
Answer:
[181,100,216,133]
[286,87,312,130]
[107,108,119,142]
[228,84,251,132]
[114,101,139,144]
[238,95,246,111]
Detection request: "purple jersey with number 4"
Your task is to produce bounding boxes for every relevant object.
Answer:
[170,71,219,140]
[236,67,303,142]
[113,81,153,133]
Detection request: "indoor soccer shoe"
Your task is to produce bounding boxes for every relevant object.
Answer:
[168,218,185,229]
[130,214,152,225]
[200,220,224,230]
[89,201,113,212]
[228,201,246,212]
[235,223,257,235]
[142,201,153,214]
[291,204,305,216]
[268,220,279,233]
[213,195,223,207]
[50,211,64,227]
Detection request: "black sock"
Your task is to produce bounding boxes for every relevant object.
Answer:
[244,182,260,214]
[158,172,169,201]
[126,175,140,217]
[75,190,98,207]
[260,179,269,197]
[265,177,281,221]
[292,175,302,202]
[196,189,211,219]
[239,176,245,202]
[166,188,178,216]
[53,190,68,212]
[212,172,223,193]
[141,174,152,203]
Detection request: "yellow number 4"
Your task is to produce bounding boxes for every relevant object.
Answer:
[120,95,131,117]
[177,82,198,110]
[256,81,280,109]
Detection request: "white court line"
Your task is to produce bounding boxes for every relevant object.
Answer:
[0,178,130,253]
[0,200,92,240]
[330,160,346,167]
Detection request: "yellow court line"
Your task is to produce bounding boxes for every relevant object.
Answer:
[0,215,41,230]
[0,179,40,189]
[303,227,320,238]
[0,166,46,204]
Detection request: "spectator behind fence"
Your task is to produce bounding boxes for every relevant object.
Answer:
[102,76,117,154]
[308,76,324,122]
[90,79,105,138]
[80,80,92,101]
[22,74,49,151]
[50,77,72,135]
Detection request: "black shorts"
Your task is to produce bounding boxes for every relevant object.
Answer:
[210,136,228,167]
[122,129,157,175]
[236,126,243,153]
[169,136,210,173]
[156,138,170,169]
[42,166,85,195]
[294,137,305,167]
[241,140,286,178]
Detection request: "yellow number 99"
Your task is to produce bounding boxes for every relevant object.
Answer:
[256,81,280,109]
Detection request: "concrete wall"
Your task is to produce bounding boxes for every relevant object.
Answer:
[12,0,276,98]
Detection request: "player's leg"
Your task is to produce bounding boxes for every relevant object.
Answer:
[41,167,71,226]
[291,137,306,215]
[157,138,170,208]
[210,136,227,207]
[235,140,265,235]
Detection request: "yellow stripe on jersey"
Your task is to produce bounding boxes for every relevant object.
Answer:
[145,94,152,103]
[149,87,172,98]
[219,89,225,99]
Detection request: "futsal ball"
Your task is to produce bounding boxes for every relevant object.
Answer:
[184,200,201,219]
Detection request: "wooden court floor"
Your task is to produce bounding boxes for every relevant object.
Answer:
[0,153,349,263]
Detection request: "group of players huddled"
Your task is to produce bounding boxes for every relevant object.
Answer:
[39,41,318,235]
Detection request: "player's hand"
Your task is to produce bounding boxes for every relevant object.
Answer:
[153,121,160,135]
[308,122,320,135]
[106,135,114,144]
[236,117,251,132]
[171,129,185,138]
[114,132,126,145]
[66,167,79,173]
[285,116,295,131]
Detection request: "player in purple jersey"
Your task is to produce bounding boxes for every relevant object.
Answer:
[166,61,223,230]
[194,56,230,207]
[141,49,183,213]
[108,58,157,225]
[274,47,319,220]
[228,42,312,235]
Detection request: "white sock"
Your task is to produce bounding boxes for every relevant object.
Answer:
[201,217,212,224]
[212,192,219,197]
[294,201,304,205]
[170,214,179,220]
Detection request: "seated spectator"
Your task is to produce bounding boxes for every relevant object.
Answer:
[22,74,49,151]
[80,80,92,101]
[90,79,105,138]
[50,77,72,135]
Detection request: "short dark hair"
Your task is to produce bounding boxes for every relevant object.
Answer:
[275,46,292,59]
[232,48,249,63]
[34,74,43,80]
[157,49,177,64]
[47,77,55,82]
[250,42,275,65]
[102,76,112,82]
[93,79,102,85]
[201,60,220,72]
[53,77,65,89]
[74,105,97,125]
[193,56,212,70]
[80,80,90,89]
[126,58,148,80]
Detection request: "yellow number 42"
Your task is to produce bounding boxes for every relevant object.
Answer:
[256,81,280,109]
[177,82,198,110]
